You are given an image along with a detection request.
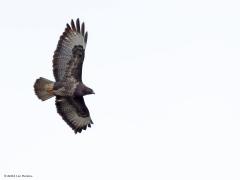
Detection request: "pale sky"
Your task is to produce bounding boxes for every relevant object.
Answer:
[1,0,240,179]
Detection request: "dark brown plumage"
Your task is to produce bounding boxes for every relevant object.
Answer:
[34,19,94,134]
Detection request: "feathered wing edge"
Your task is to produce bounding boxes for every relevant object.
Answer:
[53,18,88,81]
[55,96,93,134]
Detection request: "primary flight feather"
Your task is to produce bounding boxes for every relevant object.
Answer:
[34,19,94,134]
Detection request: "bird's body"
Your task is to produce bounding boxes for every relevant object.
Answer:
[34,19,94,134]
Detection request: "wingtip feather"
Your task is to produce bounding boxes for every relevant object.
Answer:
[81,22,85,36]
[76,18,80,33]
[84,31,88,44]
[71,19,76,31]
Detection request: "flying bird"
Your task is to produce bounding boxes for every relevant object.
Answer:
[34,19,94,134]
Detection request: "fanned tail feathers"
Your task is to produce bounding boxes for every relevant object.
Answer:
[34,77,54,101]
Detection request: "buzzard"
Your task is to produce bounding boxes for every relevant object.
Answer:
[34,19,94,134]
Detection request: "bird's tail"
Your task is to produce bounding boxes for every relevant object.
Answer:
[34,77,55,101]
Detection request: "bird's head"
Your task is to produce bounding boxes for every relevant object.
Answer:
[74,84,95,97]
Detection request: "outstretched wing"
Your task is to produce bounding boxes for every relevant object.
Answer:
[55,96,93,133]
[53,19,88,82]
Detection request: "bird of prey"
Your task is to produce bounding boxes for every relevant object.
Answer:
[34,19,94,134]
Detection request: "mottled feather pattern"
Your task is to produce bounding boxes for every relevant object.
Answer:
[53,18,88,81]
[64,57,79,80]
[63,44,85,81]
[63,45,85,82]
[56,96,93,133]
[53,79,78,96]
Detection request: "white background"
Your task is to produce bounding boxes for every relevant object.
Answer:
[0,0,240,179]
